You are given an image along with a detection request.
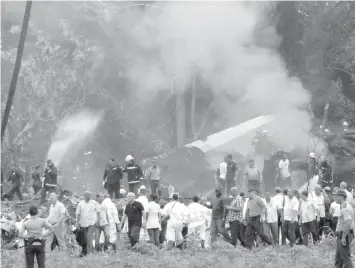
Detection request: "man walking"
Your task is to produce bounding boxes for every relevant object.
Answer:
[245,189,273,250]
[145,160,161,197]
[211,188,231,244]
[310,184,326,240]
[76,191,100,257]
[95,193,110,252]
[40,160,58,204]
[299,190,318,247]
[263,192,279,245]
[6,163,24,201]
[334,189,354,268]
[219,155,237,195]
[46,192,68,253]
[186,196,209,248]
[120,192,146,248]
[225,187,245,247]
[278,154,292,189]
[282,188,299,247]
[123,155,144,195]
[103,158,123,199]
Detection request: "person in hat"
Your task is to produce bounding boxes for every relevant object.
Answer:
[319,156,333,189]
[103,158,123,200]
[123,155,144,195]
[40,160,58,204]
[334,189,354,268]
[339,182,353,204]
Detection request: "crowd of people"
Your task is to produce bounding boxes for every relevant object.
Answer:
[5,150,355,268]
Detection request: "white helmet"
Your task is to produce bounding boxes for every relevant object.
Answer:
[343,121,349,127]
[120,188,126,195]
[309,152,316,159]
[125,155,134,162]
[262,129,268,134]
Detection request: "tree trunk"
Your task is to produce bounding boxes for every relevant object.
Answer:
[175,78,186,148]
[1,0,32,143]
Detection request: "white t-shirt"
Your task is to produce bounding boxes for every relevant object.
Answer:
[310,192,325,218]
[47,201,66,224]
[163,201,187,224]
[186,202,209,228]
[283,196,299,221]
[146,201,161,229]
[279,159,291,178]
[330,202,341,217]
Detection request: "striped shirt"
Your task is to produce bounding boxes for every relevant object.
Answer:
[226,196,243,222]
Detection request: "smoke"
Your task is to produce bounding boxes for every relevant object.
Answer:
[123,2,311,150]
[47,109,103,167]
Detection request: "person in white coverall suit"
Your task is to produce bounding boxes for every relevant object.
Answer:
[102,194,120,251]
[136,186,150,241]
[186,196,210,248]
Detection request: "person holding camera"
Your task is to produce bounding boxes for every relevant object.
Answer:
[18,205,54,268]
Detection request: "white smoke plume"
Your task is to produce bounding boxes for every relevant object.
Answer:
[47,109,103,167]
[122,2,311,151]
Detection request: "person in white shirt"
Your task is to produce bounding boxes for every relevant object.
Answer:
[76,191,100,256]
[273,187,284,242]
[339,182,353,204]
[162,193,187,249]
[46,192,68,253]
[263,192,279,244]
[299,190,317,246]
[95,193,110,252]
[204,201,212,248]
[136,186,150,241]
[329,200,341,232]
[102,194,120,252]
[282,188,299,247]
[146,195,161,247]
[186,196,209,248]
[309,184,326,240]
[278,154,292,189]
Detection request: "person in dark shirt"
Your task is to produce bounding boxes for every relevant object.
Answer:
[211,188,231,244]
[123,155,144,195]
[31,165,42,195]
[120,192,146,248]
[319,156,333,189]
[6,163,24,201]
[103,158,123,199]
[40,160,58,204]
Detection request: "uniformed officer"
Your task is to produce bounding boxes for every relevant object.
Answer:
[334,189,354,268]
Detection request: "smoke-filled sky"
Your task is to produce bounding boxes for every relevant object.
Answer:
[121,1,312,150]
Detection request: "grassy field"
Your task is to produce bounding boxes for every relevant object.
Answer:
[1,238,354,268]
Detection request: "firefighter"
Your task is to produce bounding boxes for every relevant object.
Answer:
[319,156,333,189]
[123,155,144,195]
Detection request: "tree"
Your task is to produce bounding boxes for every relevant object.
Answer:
[1,0,32,143]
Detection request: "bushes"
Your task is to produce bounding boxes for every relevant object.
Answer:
[1,238,354,268]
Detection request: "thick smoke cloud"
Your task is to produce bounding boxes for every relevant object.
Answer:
[125,2,312,151]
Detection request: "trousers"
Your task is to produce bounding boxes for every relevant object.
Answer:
[335,232,353,268]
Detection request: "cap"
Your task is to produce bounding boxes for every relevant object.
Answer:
[139,185,146,190]
[324,186,331,192]
[125,155,134,162]
[309,152,316,159]
[335,189,347,198]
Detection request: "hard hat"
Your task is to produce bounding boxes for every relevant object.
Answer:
[324,128,330,133]
[343,122,349,127]
[120,189,126,195]
[262,130,268,134]
[320,156,327,162]
[125,155,134,162]
[309,152,316,159]
[139,185,146,190]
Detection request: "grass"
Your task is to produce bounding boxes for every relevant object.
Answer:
[1,238,354,268]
